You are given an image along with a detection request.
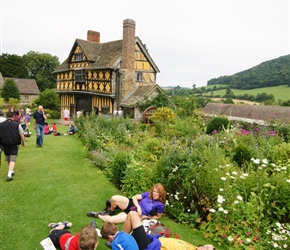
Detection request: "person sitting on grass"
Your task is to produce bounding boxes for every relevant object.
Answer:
[67,124,77,135]
[44,122,52,135]
[101,211,215,250]
[46,221,98,250]
[87,183,166,224]
[50,123,57,133]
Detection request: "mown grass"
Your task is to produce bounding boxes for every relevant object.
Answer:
[0,119,223,250]
[203,84,290,102]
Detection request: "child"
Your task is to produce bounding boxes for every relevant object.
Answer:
[50,123,57,133]
[67,124,77,135]
[43,221,98,250]
[44,122,51,135]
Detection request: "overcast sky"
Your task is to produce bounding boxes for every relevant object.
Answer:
[0,0,289,88]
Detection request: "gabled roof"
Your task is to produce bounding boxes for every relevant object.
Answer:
[202,102,290,122]
[0,73,39,95]
[121,84,175,108]
[54,37,160,73]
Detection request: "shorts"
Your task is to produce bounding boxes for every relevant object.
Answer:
[124,198,136,214]
[3,145,18,161]
[49,229,71,249]
[131,225,151,250]
[64,118,69,121]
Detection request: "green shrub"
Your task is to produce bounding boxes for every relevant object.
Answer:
[206,116,230,134]
[109,151,131,189]
[233,144,253,168]
[121,159,154,197]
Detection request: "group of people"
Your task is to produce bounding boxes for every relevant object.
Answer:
[46,183,215,250]
[44,122,58,135]
[0,105,47,181]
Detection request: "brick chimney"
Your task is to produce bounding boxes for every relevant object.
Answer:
[87,30,100,43]
[120,19,136,103]
[122,19,136,71]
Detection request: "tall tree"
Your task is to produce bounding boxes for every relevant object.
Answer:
[0,53,28,78]
[22,51,60,91]
[1,78,20,101]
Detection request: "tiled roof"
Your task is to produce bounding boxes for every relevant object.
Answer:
[121,85,158,107]
[202,103,290,122]
[2,77,39,95]
[54,39,123,72]
[121,84,176,108]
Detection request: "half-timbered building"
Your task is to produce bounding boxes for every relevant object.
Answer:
[54,19,171,119]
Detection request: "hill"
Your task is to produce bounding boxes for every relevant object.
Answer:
[207,54,290,89]
[205,84,290,102]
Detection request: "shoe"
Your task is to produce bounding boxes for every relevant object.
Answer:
[63,221,72,228]
[6,176,13,181]
[87,210,109,218]
[105,200,111,210]
[91,220,97,229]
[48,222,63,228]
[87,211,99,218]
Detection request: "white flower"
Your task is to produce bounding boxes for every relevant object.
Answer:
[243,173,249,177]
[184,196,187,199]
[234,200,239,204]
[246,238,251,243]
[219,188,224,192]
[174,195,179,200]
[228,236,234,242]
[283,244,288,248]
[225,164,231,167]
[271,163,276,166]
[165,200,169,205]
[261,164,266,167]
[172,166,179,172]
[188,209,190,212]
[223,210,228,214]
[218,207,224,212]
[262,159,268,164]
[276,222,282,228]
[221,177,227,181]
[281,167,287,170]
[209,208,216,213]
[226,173,230,176]
[237,195,243,201]
[232,171,237,175]
[286,179,290,183]
[217,195,225,203]
[239,175,245,179]
[230,176,235,179]
[273,242,279,248]
[253,158,260,164]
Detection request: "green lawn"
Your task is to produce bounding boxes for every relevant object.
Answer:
[204,84,290,102]
[0,119,223,250]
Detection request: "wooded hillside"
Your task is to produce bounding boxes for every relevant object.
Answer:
[207,54,290,89]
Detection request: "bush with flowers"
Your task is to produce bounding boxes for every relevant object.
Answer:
[75,110,290,249]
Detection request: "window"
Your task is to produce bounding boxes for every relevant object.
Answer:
[75,54,82,61]
[75,70,85,83]
[136,72,143,82]
[24,95,29,100]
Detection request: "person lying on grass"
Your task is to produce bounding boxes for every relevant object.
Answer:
[100,211,215,250]
[87,183,166,224]
[46,221,98,250]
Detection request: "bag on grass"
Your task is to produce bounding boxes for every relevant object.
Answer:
[143,220,180,239]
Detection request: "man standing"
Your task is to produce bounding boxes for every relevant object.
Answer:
[0,110,26,181]
[63,107,70,126]
[33,105,47,148]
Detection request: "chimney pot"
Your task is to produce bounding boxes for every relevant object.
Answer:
[87,30,100,43]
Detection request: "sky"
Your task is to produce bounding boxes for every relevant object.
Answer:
[0,0,289,88]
